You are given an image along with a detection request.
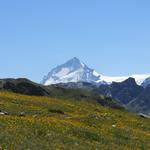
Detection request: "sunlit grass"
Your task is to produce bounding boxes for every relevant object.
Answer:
[0,91,149,150]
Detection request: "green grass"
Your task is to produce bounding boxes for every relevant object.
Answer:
[0,91,149,150]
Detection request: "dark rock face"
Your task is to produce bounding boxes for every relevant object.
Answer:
[0,78,123,110]
[0,78,49,96]
[127,87,150,115]
[54,78,144,106]
[141,77,150,88]
[110,78,144,104]
[54,78,150,114]
[97,78,144,105]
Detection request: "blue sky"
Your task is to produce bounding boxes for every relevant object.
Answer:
[0,0,150,82]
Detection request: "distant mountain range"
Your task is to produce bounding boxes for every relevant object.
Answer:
[41,57,150,87]
[0,78,123,110]
[54,78,150,115]
[41,57,150,115]
[0,57,150,115]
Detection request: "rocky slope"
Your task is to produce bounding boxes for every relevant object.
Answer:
[0,78,122,109]
[55,78,150,115]
[127,87,150,115]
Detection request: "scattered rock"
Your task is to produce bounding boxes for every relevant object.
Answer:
[19,112,25,117]
[4,111,9,115]
[32,114,38,118]
[74,142,79,146]
[0,110,8,115]
[112,124,116,128]
[0,112,5,115]
[48,109,64,114]
[138,113,150,119]
[63,115,72,119]
[89,114,99,119]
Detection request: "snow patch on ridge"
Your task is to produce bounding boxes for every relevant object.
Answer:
[100,74,150,85]
[93,70,100,77]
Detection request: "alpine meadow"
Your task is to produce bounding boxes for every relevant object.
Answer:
[0,1,150,150]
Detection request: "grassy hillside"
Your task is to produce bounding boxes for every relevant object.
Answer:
[0,91,149,150]
[0,78,123,109]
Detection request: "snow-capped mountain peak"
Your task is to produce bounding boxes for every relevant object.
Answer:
[41,57,101,85]
[62,57,86,69]
[42,57,150,86]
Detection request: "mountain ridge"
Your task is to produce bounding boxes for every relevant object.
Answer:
[0,78,123,110]
[54,78,150,115]
[42,57,150,86]
[42,57,103,85]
